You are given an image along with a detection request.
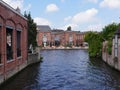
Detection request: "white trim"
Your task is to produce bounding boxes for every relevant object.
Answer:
[17,29,22,31]
[6,26,13,29]
[0,64,3,67]
[17,56,22,60]
[7,59,15,63]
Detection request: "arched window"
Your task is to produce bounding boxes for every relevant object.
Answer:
[6,26,13,60]
[17,29,21,57]
[43,34,47,42]
[16,24,22,57]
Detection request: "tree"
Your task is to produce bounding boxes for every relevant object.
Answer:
[84,31,102,57]
[101,23,119,40]
[24,12,37,49]
[67,26,72,31]
[101,23,120,55]
[84,22,120,57]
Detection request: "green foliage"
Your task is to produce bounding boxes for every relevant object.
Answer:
[101,23,119,55]
[85,22,120,57]
[101,23,119,40]
[84,32,102,57]
[24,12,37,48]
[107,40,112,55]
[67,26,72,31]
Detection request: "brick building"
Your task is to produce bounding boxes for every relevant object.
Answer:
[37,25,85,48]
[0,1,27,83]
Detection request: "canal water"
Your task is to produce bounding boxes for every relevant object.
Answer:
[1,50,120,90]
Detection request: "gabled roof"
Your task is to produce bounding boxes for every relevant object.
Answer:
[37,25,51,32]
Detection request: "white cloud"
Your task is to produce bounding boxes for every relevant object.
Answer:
[100,0,120,9]
[46,4,59,12]
[34,17,52,26]
[62,8,100,31]
[3,0,23,9]
[64,16,72,22]
[3,0,31,12]
[61,0,65,3]
[86,24,104,31]
[72,8,98,24]
[23,4,31,12]
[60,23,78,30]
[60,23,103,31]
[88,0,98,3]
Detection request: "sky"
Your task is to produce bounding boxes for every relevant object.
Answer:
[2,0,120,31]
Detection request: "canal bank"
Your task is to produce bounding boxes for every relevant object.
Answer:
[1,50,120,90]
[41,46,88,50]
[102,27,120,72]
[0,52,41,86]
[102,41,120,71]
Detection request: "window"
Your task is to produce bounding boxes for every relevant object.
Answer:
[115,48,118,57]
[43,34,47,42]
[69,34,73,42]
[43,34,46,37]
[70,34,72,37]
[114,35,118,57]
[17,30,21,57]
[0,26,1,63]
[6,27,13,60]
[115,35,118,43]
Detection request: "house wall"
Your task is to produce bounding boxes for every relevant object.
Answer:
[76,33,85,46]
[0,1,28,84]
[37,31,51,46]
[37,30,85,47]
[37,32,43,46]
[102,41,120,71]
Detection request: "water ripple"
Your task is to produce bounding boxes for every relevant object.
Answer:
[1,50,120,90]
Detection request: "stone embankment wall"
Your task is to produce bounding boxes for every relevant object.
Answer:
[102,52,120,71]
[102,41,120,71]
[28,53,41,65]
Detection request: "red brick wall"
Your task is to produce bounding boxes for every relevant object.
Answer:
[0,27,1,62]
[0,2,27,80]
[37,31,84,47]
[47,32,51,42]
[37,32,42,46]
[37,31,51,46]
[76,33,84,45]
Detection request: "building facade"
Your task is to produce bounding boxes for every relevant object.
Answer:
[102,27,120,71]
[0,1,27,84]
[37,25,85,48]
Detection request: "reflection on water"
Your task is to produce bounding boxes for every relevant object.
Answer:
[1,50,120,90]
